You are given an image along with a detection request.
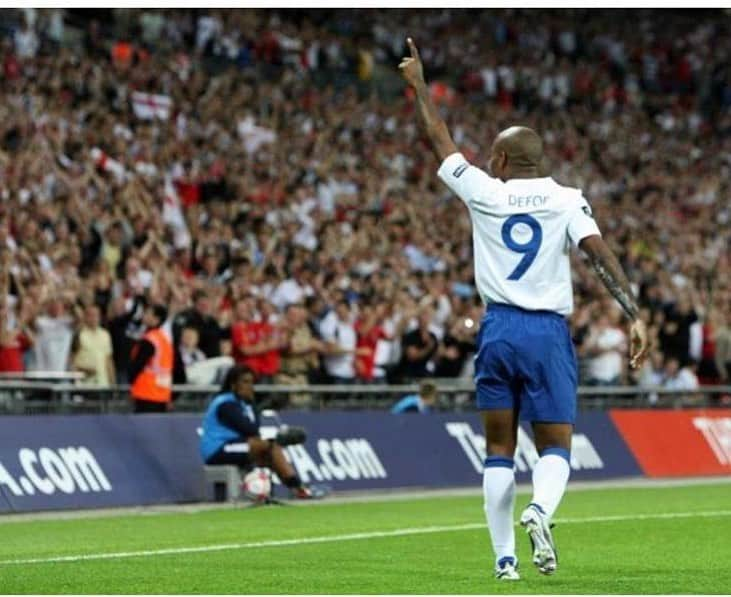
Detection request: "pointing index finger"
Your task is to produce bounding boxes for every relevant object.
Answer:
[407,37,419,59]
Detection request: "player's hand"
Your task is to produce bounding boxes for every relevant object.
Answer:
[629,318,649,370]
[398,38,425,88]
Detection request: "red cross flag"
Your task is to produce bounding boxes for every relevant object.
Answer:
[131,92,173,120]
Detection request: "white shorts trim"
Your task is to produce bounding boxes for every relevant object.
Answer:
[222,442,250,454]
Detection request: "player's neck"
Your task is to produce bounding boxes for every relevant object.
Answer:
[506,167,543,180]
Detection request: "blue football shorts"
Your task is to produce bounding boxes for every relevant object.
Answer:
[474,303,578,424]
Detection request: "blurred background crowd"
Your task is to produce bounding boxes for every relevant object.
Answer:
[0,8,729,402]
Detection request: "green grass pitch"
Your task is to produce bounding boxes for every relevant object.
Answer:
[1,481,730,594]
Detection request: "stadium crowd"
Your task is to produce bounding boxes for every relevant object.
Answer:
[0,8,729,402]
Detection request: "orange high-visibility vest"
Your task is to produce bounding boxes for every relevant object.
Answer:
[131,328,173,403]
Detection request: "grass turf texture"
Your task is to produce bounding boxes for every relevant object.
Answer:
[1,482,730,594]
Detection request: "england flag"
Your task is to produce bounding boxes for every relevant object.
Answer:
[132,92,173,120]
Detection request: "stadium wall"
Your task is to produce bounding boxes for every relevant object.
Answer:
[0,410,729,513]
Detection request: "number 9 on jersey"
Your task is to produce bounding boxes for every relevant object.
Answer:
[501,214,543,280]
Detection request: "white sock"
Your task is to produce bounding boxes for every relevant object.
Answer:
[530,449,571,521]
[483,457,516,565]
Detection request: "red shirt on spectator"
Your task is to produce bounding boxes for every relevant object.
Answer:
[112,41,134,69]
[0,333,31,373]
[175,181,200,207]
[231,321,280,377]
[3,53,21,80]
[355,321,387,381]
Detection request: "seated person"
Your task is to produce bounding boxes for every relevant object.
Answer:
[391,380,438,414]
[199,364,324,499]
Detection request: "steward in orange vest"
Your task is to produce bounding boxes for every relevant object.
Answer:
[129,304,173,413]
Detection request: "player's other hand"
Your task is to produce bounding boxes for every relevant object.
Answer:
[399,37,425,88]
[629,318,649,370]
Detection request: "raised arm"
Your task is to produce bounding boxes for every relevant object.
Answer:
[579,234,649,369]
[399,38,458,162]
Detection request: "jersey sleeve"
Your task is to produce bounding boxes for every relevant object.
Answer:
[567,195,601,246]
[437,152,500,207]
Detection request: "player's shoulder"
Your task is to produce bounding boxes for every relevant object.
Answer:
[546,177,583,199]
[545,178,590,211]
[437,152,502,194]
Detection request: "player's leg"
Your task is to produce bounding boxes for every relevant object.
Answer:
[481,406,520,579]
[248,437,300,489]
[518,313,577,575]
[529,422,572,520]
[475,309,521,580]
[248,437,326,499]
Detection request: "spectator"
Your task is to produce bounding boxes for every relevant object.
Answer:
[391,380,438,413]
[173,290,223,358]
[0,308,33,373]
[275,303,323,406]
[14,17,38,60]
[71,305,115,385]
[434,316,477,378]
[107,295,146,385]
[0,253,34,373]
[320,300,359,384]
[101,222,127,278]
[179,326,206,369]
[270,266,315,311]
[129,304,173,413]
[182,324,234,386]
[583,313,627,386]
[399,306,438,381]
[32,297,77,373]
[637,350,665,404]
[697,309,723,385]
[659,295,698,367]
[662,357,699,392]
[354,302,389,383]
[231,297,285,382]
[638,350,665,389]
[714,312,731,385]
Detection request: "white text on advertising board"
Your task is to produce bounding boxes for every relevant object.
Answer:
[445,423,604,473]
[285,438,388,484]
[693,417,731,465]
[0,446,112,497]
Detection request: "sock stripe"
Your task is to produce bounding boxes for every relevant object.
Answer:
[484,456,514,469]
[539,446,571,464]
[528,502,546,515]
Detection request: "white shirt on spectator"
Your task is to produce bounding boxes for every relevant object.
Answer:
[319,312,356,379]
[196,15,221,51]
[15,28,39,59]
[34,315,74,372]
[587,327,627,383]
[270,278,312,311]
[663,368,699,391]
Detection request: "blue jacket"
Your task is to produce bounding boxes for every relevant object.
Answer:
[391,394,430,414]
[199,392,259,461]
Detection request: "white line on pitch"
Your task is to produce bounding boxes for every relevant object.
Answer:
[2,509,731,566]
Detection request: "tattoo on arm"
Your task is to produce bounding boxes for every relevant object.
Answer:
[412,83,457,162]
[583,237,639,320]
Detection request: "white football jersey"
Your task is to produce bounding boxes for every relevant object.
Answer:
[437,152,601,316]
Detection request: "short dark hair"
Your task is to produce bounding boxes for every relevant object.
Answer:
[221,364,257,393]
[150,304,168,325]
